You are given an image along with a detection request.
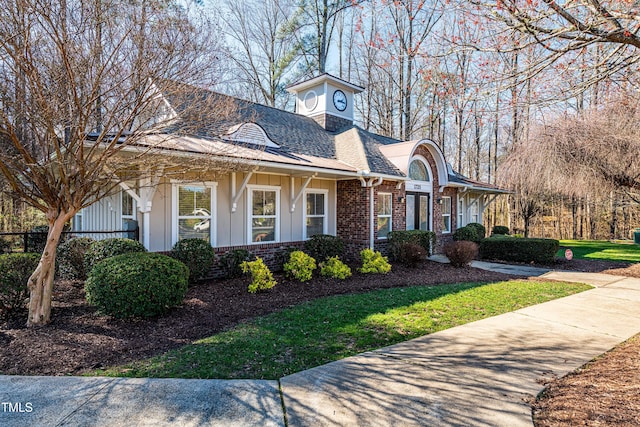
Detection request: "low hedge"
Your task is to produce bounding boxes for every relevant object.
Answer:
[85,252,188,318]
[479,236,559,264]
[387,230,437,259]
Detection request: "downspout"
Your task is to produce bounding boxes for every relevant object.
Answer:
[367,177,384,250]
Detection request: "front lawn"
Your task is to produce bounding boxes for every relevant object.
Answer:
[560,240,640,263]
[98,279,590,380]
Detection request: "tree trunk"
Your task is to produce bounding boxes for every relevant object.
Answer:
[27,211,73,326]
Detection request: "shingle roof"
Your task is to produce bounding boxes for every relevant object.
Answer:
[155,81,405,178]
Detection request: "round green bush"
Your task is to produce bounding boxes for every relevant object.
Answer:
[57,237,95,280]
[320,256,352,279]
[491,225,510,236]
[85,252,188,318]
[284,250,317,282]
[452,225,479,242]
[169,238,215,283]
[466,223,486,240]
[84,238,147,275]
[0,253,40,318]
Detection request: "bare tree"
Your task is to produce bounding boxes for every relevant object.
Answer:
[0,0,233,326]
[221,0,298,107]
[284,0,362,75]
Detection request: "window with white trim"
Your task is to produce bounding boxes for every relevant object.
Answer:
[377,192,392,239]
[470,201,479,224]
[174,184,215,244]
[121,191,136,227]
[442,196,452,233]
[304,190,327,239]
[458,198,465,228]
[73,210,84,231]
[249,186,279,243]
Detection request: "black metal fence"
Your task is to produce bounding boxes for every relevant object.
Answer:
[0,227,140,253]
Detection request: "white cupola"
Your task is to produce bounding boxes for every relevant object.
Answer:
[286,73,364,132]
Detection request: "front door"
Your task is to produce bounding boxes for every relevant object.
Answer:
[406,193,430,231]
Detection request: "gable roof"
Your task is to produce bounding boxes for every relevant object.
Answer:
[153,81,405,178]
[149,80,504,193]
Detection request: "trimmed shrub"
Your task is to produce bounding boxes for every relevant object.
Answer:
[453,225,482,243]
[0,253,39,318]
[57,237,95,280]
[466,223,486,240]
[479,237,559,264]
[241,257,276,293]
[491,225,510,236]
[444,241,478,268]
[219,249,254,279]
[359,249,391,274]
[284,250,317,282]
[85,252,188,318]
[387,230,437,259]
[84,238,147,275]
[170,238,215,283]
[320,256,352,279]
[274,246,298,272]
[303,234,344,262]
[397,242,427,267]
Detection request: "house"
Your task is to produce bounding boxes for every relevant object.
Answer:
[75,74,506,263]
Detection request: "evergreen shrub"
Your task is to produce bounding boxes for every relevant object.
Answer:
[387,230,437,259]
[85,252,188,318]
[359,249,391,274]
[303,234,344,262]
[242,257,277,293]
[0,253,39,318]
[84,238,147,274]
[491,225,510,236]
[219,249,254,279]
[319,256,352,279]
[57,237,95,280]
[170,238,215,283]
[479,237,559,264]
[284,250,317,282]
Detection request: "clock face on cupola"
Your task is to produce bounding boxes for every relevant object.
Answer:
[332,89,347,111]
[286,73,364,132]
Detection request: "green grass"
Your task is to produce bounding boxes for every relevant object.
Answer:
[560,240,640,263]
[96,280,590,380]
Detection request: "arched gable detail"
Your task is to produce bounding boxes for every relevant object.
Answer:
[222,123,279,148]
[410,139,448,188]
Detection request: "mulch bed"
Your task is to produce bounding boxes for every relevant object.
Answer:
[3,256,639,426]
[0,260,514,376]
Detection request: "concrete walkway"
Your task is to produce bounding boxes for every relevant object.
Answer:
[2,265,640,427]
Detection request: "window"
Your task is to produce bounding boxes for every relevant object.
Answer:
[249,187,279,243]
[305,190,327,239]
[73,210,84,231]
[121,191,136,227]
[458,198,465,228]
[442,196,451,233]
[377,192,392,239]
[409,159,430,181]
[470,201,479,224]
[173,184,215,244]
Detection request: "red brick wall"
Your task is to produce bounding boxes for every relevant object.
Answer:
[336,179,407,259]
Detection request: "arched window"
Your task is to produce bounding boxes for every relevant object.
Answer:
[409,159,430,181]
